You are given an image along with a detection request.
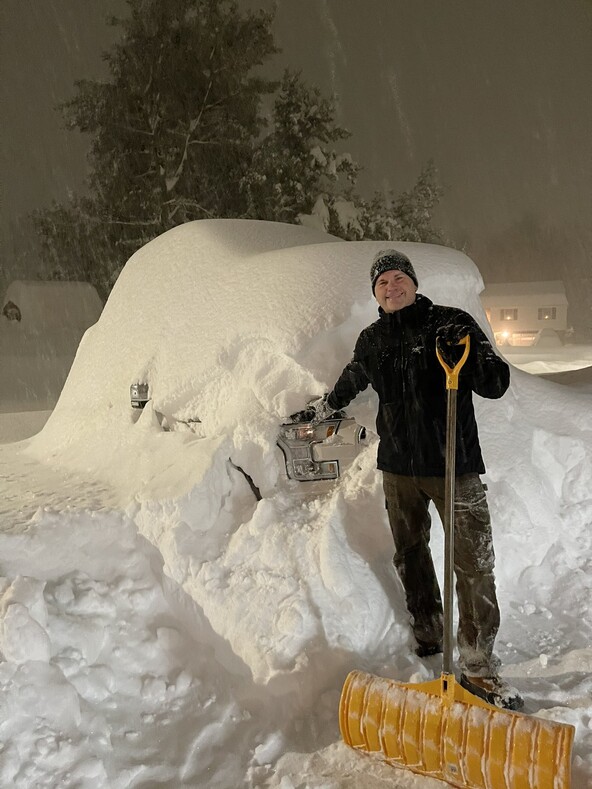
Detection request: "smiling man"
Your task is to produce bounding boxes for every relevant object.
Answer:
[307,248,522,710]
[374,264,417,312]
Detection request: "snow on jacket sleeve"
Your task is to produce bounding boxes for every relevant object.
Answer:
[326,332,371,411]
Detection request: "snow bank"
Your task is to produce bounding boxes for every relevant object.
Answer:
[1,219,588,786]
[0,510,251,787]
[27,220,498,684]
[1,280,102,334]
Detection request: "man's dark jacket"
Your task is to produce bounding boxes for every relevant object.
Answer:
[326,294,509,477]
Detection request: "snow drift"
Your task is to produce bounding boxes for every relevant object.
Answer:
[0,219,588,787]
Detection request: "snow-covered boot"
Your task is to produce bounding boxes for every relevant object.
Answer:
[460,673,524,711]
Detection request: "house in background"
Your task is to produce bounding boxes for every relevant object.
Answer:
[480,280,568,347]
[0,280,103,411]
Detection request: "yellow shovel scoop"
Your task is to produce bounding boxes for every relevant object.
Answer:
[338,335,575,789]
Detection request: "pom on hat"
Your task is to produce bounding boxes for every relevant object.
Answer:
[370,249,418,293]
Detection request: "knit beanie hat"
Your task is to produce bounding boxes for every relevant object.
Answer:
[370,249,418,293]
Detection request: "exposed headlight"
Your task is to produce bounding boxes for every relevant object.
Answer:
[281,425,315,441]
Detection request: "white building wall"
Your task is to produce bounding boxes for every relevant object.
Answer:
[480,281,568,346]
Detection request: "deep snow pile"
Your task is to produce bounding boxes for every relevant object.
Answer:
[0,220,590,788]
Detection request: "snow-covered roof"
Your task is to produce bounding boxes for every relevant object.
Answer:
[481,280,567,303]
[1,280,103,332]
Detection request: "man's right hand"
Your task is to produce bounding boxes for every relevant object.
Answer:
[308,394,335,424]
[289,394,334,425]
[437,324,471,367]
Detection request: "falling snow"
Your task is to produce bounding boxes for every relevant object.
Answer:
[0,220,590,787]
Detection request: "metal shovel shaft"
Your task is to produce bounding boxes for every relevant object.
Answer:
[436,335,471,675]
[443,385,457,675]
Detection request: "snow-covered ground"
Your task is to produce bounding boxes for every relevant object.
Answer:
[0,220,590,788]
[504,344,592,378]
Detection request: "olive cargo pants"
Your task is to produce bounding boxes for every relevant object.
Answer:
[383,471,501,677]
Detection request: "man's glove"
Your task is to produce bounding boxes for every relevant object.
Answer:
[307,394,335,425]
[289,394,334,425]
[436,323,472,366]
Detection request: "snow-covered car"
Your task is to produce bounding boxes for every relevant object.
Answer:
[15,219,591,788]
[41,218,500,500]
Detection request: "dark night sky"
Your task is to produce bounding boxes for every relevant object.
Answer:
[1,0,591,282]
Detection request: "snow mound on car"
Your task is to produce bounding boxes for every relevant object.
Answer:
[26,219,592,689]
[31,219,487,458]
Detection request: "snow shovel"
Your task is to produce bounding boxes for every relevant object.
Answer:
[338,335,575,789]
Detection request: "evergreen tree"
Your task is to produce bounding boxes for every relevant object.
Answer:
[34,0,277,297]
[294,159,444,244]
[242,73,444,245]
[241,71,358,226]
[33,1,445,297]
[350,160,443,243]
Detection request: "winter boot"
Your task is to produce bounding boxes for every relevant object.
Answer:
[460,673,524,711]
[415,640,443,658]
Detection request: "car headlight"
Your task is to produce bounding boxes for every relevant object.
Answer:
[281,423,339,442]
[281,424,315,441]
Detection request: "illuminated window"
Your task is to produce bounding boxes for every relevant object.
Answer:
[500,308,518,321]
[538,307,557,320]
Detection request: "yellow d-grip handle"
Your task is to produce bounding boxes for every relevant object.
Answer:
[436,335,470,390]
